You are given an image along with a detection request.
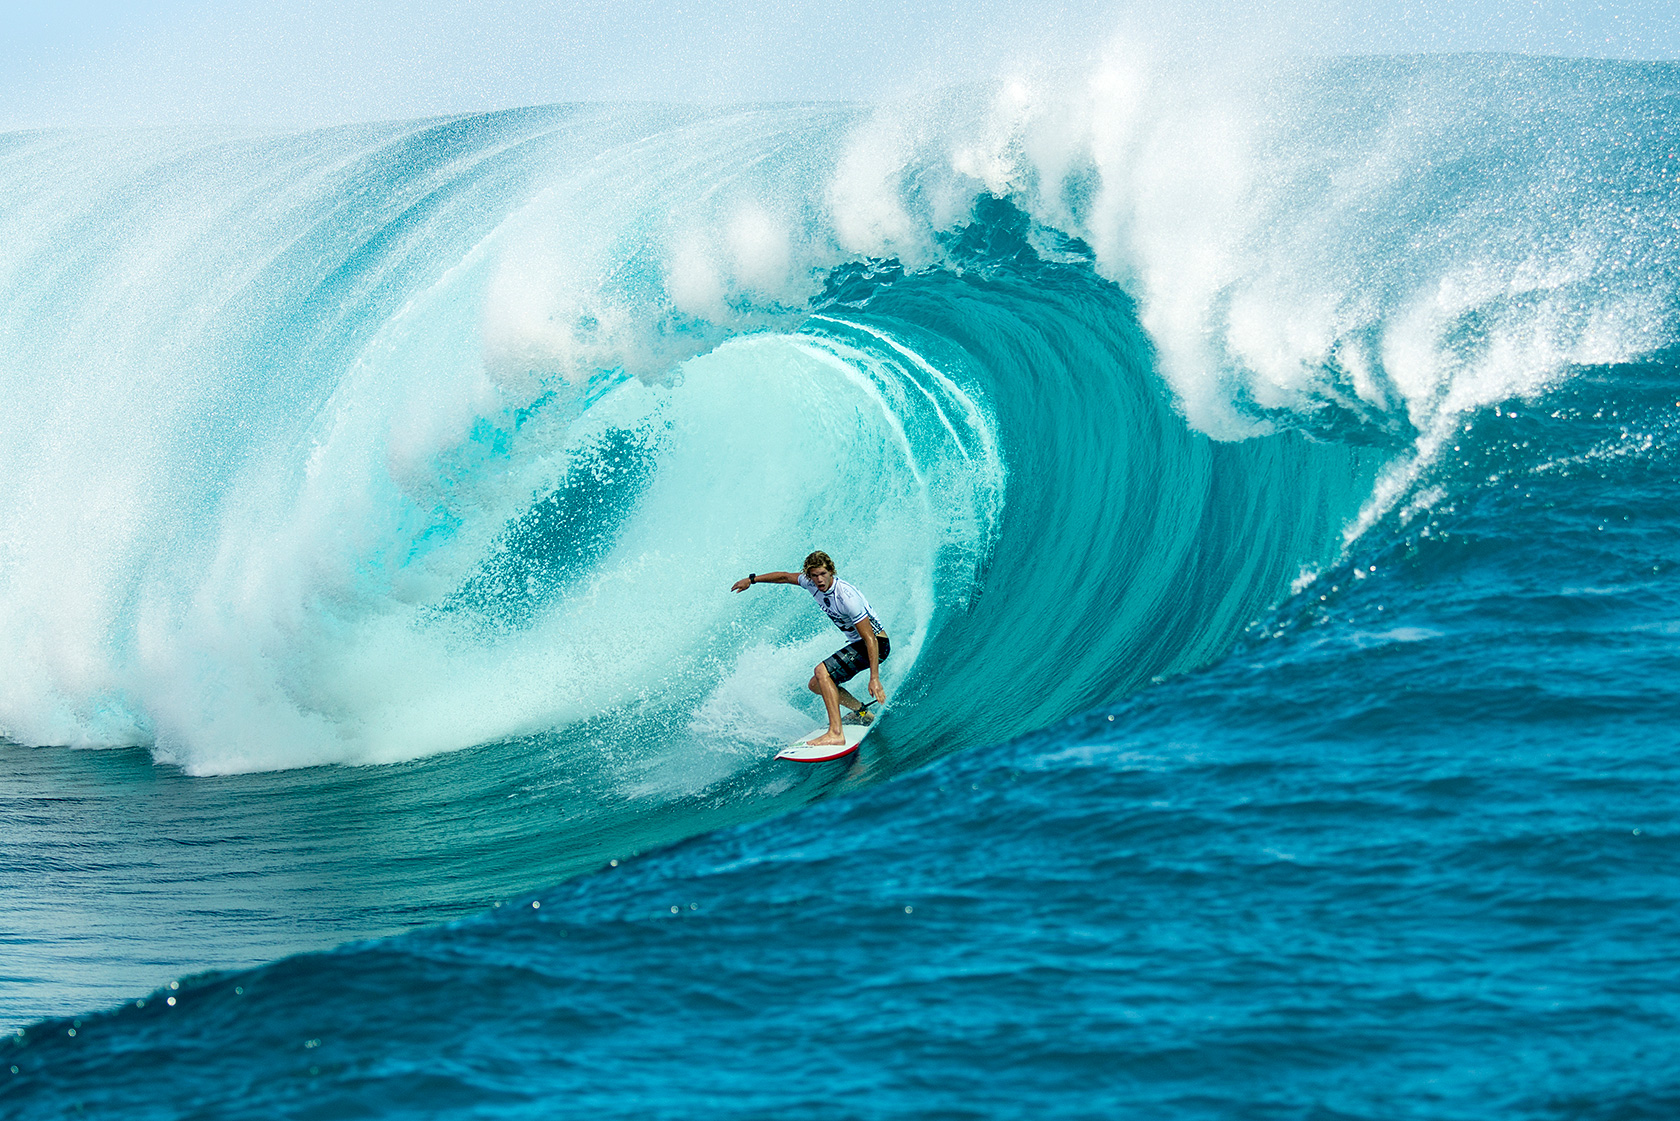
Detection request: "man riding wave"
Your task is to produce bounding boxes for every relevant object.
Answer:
[731,550,888,748]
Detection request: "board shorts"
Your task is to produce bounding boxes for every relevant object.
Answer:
[823,634,890,685]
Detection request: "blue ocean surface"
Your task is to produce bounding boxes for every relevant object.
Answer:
[2,54,1679,1118]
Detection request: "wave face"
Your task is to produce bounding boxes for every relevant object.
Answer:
[4,52,1680,1111]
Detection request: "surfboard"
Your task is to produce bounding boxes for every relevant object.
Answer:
[777,720,871,762]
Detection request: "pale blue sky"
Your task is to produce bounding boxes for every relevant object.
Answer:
[3,0,1677,132]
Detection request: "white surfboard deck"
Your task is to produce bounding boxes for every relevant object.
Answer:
[777,720,871,762]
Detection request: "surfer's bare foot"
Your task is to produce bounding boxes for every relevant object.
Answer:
[841,708,874,727]
[806,731,847,747]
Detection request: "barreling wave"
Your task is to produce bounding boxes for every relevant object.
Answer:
[2,53,1676,786]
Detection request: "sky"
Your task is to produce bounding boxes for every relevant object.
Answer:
[2,0,1678,132]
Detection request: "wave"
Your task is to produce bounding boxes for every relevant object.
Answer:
[2,54,1676,786]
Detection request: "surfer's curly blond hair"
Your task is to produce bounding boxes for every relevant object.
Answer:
[803,550,836,575]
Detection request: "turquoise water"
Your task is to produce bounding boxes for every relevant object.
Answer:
[3,54,1679,1117]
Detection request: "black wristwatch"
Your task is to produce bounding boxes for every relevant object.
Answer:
[748,573,756,584]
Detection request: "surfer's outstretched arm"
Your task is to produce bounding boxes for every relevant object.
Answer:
[730,571,799,592]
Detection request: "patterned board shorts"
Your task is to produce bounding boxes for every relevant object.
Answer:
[822,634,891,684]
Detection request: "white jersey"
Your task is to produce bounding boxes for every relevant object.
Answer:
[798,574,886,643]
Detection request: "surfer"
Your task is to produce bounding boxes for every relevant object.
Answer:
[732,551,889,748]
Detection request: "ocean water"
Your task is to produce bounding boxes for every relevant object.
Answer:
[3,53,1679,1118]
